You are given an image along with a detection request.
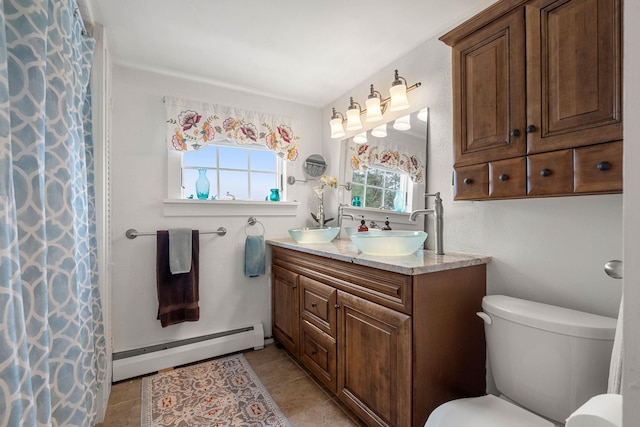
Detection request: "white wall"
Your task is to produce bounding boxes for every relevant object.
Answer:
[322,37,623,318]
[110,65,323,353]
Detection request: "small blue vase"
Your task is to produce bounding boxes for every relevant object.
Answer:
[195,168,210,200]
[269,188,280,202]
[393,190,403,212]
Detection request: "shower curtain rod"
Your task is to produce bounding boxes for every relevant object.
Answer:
[125,227,227,239]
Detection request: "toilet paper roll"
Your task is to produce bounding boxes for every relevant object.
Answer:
[565,394,622,427]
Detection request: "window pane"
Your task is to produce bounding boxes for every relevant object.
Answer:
[184,145,216,167]
[251,172,277,200]
[366,168,385,187]
[365,187,383,208]
[251,150,277,172]
[219,146,248,170]
[219,170,249,199]
[352,170,366,184]
[383,189,396,210]
[183,168,198,199]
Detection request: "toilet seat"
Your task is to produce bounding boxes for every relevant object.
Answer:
[425,395,554,427]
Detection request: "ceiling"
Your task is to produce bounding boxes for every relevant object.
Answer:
[84,0,497,107]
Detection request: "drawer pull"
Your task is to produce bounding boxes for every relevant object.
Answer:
[498,174,509,181]
[540,168,552,177]
[311,350,317,356]
[510,129,520,137]
[463,178,473,185]
[311,302,317,308]
[526,125,537,133]
[334,304,340,309]
[597,161,611,171]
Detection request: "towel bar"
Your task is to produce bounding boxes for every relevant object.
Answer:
[125,227,227,239]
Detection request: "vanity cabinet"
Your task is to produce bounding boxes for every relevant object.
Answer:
[271,245,486,427]
[441,0,622,200]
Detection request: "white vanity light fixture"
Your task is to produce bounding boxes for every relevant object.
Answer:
[371,123,387,138]
[330,108,346,139]
[389,69,410,112]
[393,114,411,130]
[365,84,383,122]
[329,69,420,138]
[353,132,368,144]
[346,97,363,131]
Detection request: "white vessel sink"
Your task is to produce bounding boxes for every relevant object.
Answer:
[288,227,340,244]
[349,230,427,256]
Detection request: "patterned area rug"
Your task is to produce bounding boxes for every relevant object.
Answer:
[142,354,292,427]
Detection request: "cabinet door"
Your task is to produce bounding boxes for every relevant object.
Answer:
[272,265,299,356]
[454,164,489,200]
[451,8,526,167]
[526,0,622,153]
[337,292,412,427]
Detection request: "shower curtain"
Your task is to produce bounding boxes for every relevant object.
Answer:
[0,0,106,426]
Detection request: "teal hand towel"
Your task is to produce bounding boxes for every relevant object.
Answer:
[169,228,193,274]
[245,235,265,278]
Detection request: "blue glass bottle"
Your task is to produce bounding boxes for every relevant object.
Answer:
[195,168,210,200]
[393,190,403,212]
[269,188,280,201]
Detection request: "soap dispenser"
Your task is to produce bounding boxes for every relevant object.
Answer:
[382,216,392,231]
[358,216,368,232]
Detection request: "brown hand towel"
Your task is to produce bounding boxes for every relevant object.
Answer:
[156,230,200,327]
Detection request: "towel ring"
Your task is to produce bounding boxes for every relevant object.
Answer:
[245,216,265,237]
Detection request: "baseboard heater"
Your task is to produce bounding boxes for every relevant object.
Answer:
[112,323,264,382]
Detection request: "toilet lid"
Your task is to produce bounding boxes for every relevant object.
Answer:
[425,395,555,427]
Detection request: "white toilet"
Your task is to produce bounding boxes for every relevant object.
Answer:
[425,295,618,427]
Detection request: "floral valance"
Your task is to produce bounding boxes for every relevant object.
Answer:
[165,96,299,161]
[348,140,424,183]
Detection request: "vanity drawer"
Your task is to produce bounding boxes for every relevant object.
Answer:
[489,157,526,198]
[454,163,489,200]
[300,276,337,337]
[299,320,337,393]
[574,141,622,193]
[527,149,574,196]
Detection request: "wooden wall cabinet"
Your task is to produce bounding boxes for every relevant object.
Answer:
[271,246,486,427]
[441,0,622,200]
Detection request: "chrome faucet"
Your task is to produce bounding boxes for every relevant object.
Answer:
[336,203,355,238]
[311,193,334,227]
[409,192,444,255]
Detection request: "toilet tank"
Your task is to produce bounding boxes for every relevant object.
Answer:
[482,295,617,424]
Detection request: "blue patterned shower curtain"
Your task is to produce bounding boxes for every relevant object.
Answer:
[0,0,106,426]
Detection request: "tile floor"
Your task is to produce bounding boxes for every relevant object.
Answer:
[96,343,365,426]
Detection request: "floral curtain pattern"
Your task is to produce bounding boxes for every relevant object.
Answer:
[165,96,300,161]
[348,141,425,183]
[0,1,105,426]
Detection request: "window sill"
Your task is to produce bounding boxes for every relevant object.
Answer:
[163,199,299,217]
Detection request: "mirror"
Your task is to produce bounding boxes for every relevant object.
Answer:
[304,154,327,177]
[339,108,428,212]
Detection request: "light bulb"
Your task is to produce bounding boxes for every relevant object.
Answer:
[417,108,429,122]
[353,132,368,144]
[346,108,363,131]
[389,84,409,112]
[330,117,345,139]
[371,123,387,138]
[365,97,383,122]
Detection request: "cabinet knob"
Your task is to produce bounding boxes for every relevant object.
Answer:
[311,350,317,356]
[334,304,340,309]
[498,174,509,181]
[463,178,473,185]
[540,168,552,177]
[510,129,521,137]
[526,125,537,133]
[597,161,611,171]
[311,302,317,308]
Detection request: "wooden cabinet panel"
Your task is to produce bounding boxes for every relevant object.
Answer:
[300,276,337,337]
[451,8,526,167]
[489,157,527,198]
[527,149,574,196]
[337,291,412,427]
[526,0,622,153]
[300,320,337,393]
[574,141,622,193]
[454,163,489,200]
[272,265,299,356]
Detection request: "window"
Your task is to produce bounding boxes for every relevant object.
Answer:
[350,166,411,211]
[181,143,282,201]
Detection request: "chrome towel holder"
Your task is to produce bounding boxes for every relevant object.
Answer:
[125,227,227,239]
[245,216,265,236]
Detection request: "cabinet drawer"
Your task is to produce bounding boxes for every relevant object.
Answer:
[527,150,573,196]
[300,276,337,337]
[454,164,489,200]
[574,141,622,193]
[489,157,526,198]
[300,320,337,393]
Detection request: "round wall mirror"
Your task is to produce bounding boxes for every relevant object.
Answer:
[304,154,327,177]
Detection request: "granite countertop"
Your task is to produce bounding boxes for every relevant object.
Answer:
[267,237,491,276]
